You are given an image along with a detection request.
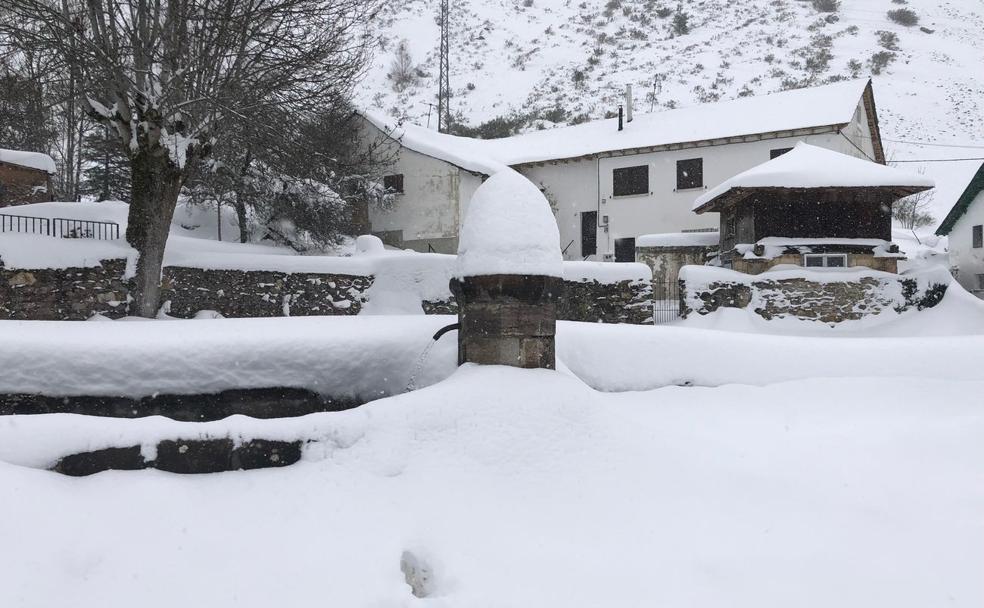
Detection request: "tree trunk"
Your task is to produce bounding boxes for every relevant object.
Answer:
[127,149,183,317]
[234,191,249,244]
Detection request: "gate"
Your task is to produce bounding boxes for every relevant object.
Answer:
[652,280,682,324]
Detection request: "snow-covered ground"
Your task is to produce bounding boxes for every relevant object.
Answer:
[1,358,982,607]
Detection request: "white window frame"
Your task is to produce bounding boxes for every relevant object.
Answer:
[803,253,848,268]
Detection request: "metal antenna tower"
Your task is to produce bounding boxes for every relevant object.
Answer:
[437,0,451,133]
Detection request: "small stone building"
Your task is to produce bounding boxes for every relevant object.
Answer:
[691,143,933,274]
[0,148,56,207]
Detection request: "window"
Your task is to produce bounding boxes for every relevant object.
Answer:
[612,165,648,197]
[770,147,793,159]
[977,274,984,290]
[973,225,983,249]
[804,253,848,268]
[614,238,636,262]
[581,211,598,257]
[676,158,703,190]
[383,174,404,194]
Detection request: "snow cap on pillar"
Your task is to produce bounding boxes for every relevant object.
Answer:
[455,170,563,279]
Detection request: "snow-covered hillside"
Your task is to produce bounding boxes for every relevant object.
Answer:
[362,0,984,218]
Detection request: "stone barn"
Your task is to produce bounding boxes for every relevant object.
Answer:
[0,148,56,207]
[691,143,934,274]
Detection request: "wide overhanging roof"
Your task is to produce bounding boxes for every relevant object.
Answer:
[363,79,875,174]
[693,143,934,214]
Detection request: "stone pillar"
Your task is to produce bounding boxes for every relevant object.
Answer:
[452,274,563,369]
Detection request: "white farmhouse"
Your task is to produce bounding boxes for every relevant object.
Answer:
[936,162,984,297]
[359,79,884,260]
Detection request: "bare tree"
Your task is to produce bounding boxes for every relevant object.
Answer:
[1,0,380,316]
[893,189,935,230]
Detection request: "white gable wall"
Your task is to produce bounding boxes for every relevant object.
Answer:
[518,112,876,260]
[947,190,984,296]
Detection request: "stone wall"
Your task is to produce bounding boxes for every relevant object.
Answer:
[681,268,948,323]
[0,260,129,320]
[1,260,654,324]
[161,266,373,318]
[559,278,653,324]
[415,278,653,325]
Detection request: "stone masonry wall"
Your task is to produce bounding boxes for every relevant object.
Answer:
[682,275,947,323]
[0,259,130,320]
[417,279,653,325]
[161,267,373,318]
[2,261,654,324]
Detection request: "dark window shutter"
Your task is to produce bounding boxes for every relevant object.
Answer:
[973,225,983,249]
[676,158,703,190]
[581,211,597,256]
[614,237,635,262]
[613,165,649,196]
[770,147,793,159]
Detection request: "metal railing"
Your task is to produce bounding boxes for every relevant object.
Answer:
[0,213,120,240]
[653,280,682,324]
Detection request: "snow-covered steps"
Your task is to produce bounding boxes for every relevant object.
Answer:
[0,387,356,421]
[53,438,302,476]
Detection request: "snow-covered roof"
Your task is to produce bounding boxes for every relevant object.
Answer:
[362,112,508,176]
[693,142,935,213]
[0,148,56,174]
[455,170,563,279]
[637,231,720,248]
[365,80,875,173]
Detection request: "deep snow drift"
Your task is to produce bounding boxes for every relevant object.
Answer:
[1,363,982,607]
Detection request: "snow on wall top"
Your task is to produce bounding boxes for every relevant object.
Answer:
[693,142,935,211]
[0,148,57,174]
[456,170,563,279]
[367,80,872,172]
[637,231,720,248]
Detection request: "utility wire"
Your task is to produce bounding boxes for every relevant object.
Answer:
[890,157,984,163]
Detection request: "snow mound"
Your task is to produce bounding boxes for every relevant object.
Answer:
[354,234,386,255]
[455,170,562,279]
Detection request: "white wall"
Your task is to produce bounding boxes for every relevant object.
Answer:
[518,108,876,261]
[363,99,878,261]
[947,190,984,296]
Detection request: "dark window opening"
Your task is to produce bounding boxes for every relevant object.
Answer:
[383,174,404,194]
[676,158,703,190]
[615,237,636,263]
[973,225,983,249]
[581,211,598,257]
[612,165,649,197]
[770,147,793,159]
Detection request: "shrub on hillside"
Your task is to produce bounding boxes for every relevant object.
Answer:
[868,50,897,74]
[876,30,900,50]
[887,8,919,26]
[672,8,689,35]
[811,0,839,13]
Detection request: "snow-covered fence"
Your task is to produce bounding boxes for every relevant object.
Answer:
[680,265,949,323]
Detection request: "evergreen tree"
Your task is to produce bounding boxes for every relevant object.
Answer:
[80,126,131,201]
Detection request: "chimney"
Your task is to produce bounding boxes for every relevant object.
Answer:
[618,105,623,131]
[625,84,633,123]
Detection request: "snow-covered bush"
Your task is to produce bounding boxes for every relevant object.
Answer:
[869,50,897,75]
[887,8,919,26]
[877,30,900,50]
[811,0,839,13]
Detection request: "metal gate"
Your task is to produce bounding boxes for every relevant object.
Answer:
[652,280,682,324]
